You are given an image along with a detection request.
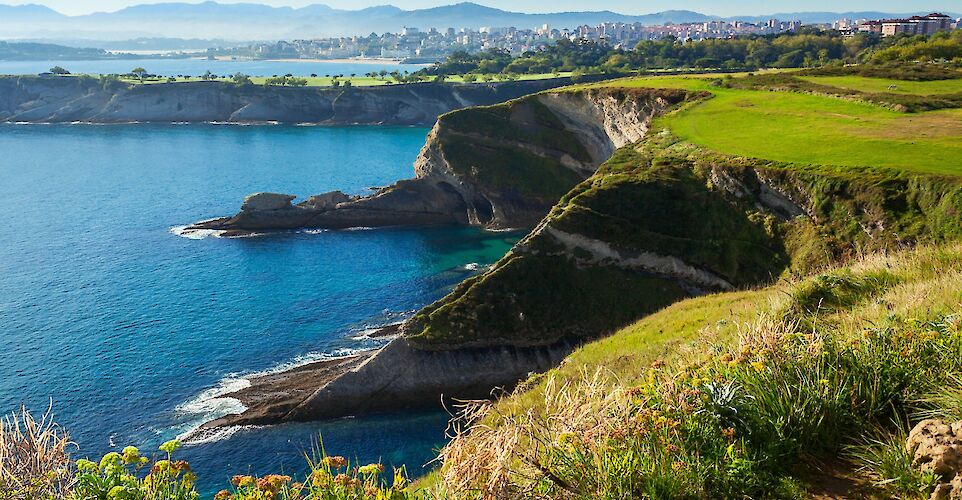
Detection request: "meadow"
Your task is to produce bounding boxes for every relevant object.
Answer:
[585,71,962,175]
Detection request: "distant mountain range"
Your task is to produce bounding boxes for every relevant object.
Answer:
[0,2,959,42]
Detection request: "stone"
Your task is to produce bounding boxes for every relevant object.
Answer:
[241,192,296,212]
[906,419,962,500]
[301,191,352,210]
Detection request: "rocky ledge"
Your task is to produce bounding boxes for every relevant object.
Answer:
[186,87,700,234]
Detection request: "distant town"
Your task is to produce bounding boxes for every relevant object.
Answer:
[210,13,962,62]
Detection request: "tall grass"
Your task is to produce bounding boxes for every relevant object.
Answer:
[0,404,74,498]
[438,303,962,498]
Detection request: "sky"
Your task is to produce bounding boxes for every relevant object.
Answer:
[3,0,959,16]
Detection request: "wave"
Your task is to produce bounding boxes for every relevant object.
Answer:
[173,378,250,443]
[182,424,262,445]
[173,346,375,443]
[169,225,225,240]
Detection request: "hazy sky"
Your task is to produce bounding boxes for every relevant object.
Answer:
[2,0,957,16]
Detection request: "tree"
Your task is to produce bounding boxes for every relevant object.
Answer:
[231,73,253,86]
[131,67,148,81]
[49,66,70,75]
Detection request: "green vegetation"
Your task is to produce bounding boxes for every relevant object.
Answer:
[47,70,571,88]
[420,29,962,80]
[798,75,962,94]
[439,243,962,498]
[0,418,422,500]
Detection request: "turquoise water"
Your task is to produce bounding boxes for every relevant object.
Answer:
[0,58,427,77]
[0,124,518,495]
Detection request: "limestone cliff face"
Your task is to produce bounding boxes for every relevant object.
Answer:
[0,75,585,125]
[403,134,962,350]
[204,87,962,426]
[190,87,699,233]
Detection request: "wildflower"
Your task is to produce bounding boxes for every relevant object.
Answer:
[652,359,666,369]
[665,443,681,453]
[721,427,737,441]
[557,432,578,446]
[121,446,140,464]
[151,460,171,474]
[322,455,348,468]
[214,491,232,500]
[107,485,138,500]
[172,460,192,473]
[232,475,256,488]
[671,461,686,471]
[100,452,123,470]
[357,464,384,476]
[333,473,351,486]
[310,468,331,485]
[750,360,766,373]
[159,439,182,454]
[76,458,99,472]
[263,475,291,490]
[819,379,830,385]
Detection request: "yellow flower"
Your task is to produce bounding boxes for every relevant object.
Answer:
[819,379,830,385]
[750,360,766,373]
[231,474,256,488]
[322,455,347,469]
[159,439,181,454]
[358,463,384,475]
[100,452,123,470]
[76,459,99,472]
[121,446,140,464]
[214,491,232,500]
[557,432,578,446]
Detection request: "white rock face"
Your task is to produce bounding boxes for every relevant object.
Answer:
[241,192,296,212]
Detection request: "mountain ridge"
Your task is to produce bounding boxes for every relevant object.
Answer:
[1,1,958,41]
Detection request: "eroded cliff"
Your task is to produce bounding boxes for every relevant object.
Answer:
[0,75,587,125]
[189,87,698,233]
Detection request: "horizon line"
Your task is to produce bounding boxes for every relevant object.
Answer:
[1,0,959,20]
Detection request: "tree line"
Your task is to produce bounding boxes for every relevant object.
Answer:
[419,28,962,78]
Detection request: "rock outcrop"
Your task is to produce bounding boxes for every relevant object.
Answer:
[908,419,962,500]
[200,83,962,430]
[0,75,595,125]
[188,87,699,234]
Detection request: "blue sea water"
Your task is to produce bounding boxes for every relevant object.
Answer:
[0,124,519,495]
[0,58,428,78]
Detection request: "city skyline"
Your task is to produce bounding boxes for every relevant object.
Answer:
[2,0,959,17]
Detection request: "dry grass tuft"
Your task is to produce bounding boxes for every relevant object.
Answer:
[0,404,74,498]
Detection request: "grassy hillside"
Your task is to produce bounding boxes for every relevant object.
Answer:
[583,72,962,174]
[429,66,962,498]
[439,242,962,498]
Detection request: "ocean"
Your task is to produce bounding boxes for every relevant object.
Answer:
[0,123,519,495]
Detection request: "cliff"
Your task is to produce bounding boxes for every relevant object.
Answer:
[200,74,962,430]
[188,87,699,233]
[0,75,590,125]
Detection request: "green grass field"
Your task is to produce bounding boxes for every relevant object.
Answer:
[593,72,962,176]
[799,75,962,95]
